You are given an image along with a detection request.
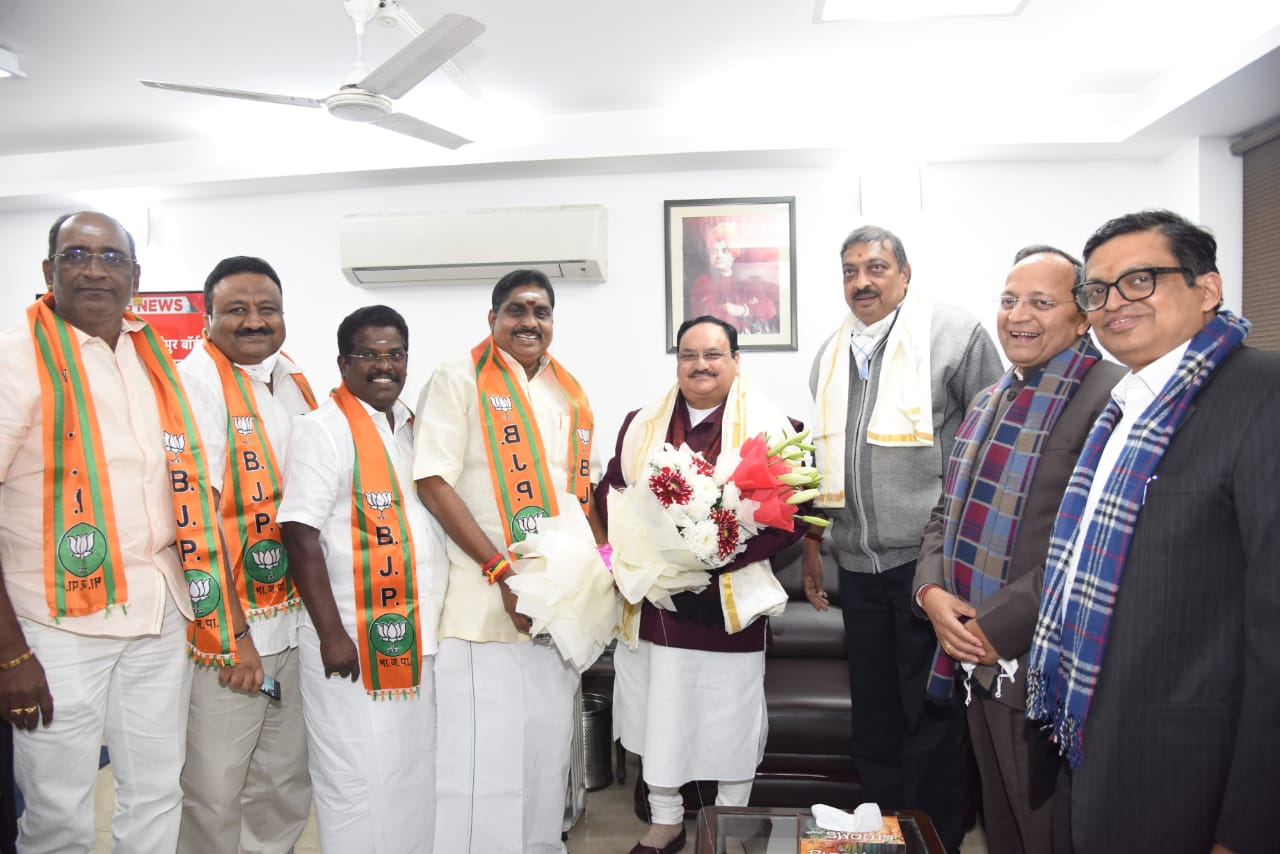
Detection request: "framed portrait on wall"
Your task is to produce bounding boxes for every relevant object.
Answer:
[664,196,797,352]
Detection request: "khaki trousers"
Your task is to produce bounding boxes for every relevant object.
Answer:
[178,646,311,854]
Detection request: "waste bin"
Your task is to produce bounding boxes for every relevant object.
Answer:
[581,692,613,791]
[564,688,585,833]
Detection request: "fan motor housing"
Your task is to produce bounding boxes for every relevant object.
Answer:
[325,90,393,122]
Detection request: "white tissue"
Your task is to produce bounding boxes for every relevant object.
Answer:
[811,802,883,832]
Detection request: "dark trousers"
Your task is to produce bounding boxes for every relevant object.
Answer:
[0,721,13,854]
[839,561,967,854]
[967,689,1053,854]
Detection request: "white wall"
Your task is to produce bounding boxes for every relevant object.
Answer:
[0,145,1241,447]
[1159,137,1245,309]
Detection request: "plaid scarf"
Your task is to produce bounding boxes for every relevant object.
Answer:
[1025,310,1249,767]
[925,336,1100,700]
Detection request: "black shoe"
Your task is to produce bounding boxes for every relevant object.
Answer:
[627,825,686,854]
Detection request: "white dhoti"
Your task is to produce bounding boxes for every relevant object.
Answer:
[433,637,578,854]
[613,640,768,788]
[14,595,193,854]
[297,625,436,854]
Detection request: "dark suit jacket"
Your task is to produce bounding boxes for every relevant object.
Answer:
[1063,345,1280,854]
[915,358,1126,709]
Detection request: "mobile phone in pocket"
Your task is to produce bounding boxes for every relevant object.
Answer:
[260,675,282,701]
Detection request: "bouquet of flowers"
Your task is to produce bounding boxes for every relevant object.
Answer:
[609,429,827,612]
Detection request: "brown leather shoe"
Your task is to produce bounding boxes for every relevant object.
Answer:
[627,825,686,854]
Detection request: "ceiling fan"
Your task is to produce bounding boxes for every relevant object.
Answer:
[140,0,485,149]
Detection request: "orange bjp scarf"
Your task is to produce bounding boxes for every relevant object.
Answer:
[192,339,316,660]
[471,337,593,558]
[28,294,237,665]
[332,383,424,699]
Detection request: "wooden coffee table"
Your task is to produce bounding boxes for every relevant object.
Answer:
[694,805,945,854]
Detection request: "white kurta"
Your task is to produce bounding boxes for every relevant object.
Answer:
[412,348,601,643]
[613,640,768,787]
[179,345,314,654]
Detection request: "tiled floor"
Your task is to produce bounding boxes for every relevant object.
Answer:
[91,755,988,853]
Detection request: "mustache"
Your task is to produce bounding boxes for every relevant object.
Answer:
[513,328,542,337]
[235,328,272,337]
[852,287,880,300]
[689,369,717,378]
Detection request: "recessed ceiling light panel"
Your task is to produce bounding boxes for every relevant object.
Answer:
[0,47,25,79]
[818,0,1027,22]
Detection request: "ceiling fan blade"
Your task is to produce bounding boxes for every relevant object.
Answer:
[141,80,323,109]
[372,112,471,149]
[357,13,485,100]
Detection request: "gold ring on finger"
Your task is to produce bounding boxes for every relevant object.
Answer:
[20,706,37,714]
[7,708,22,716]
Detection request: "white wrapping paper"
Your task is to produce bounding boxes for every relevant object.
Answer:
[506,498,619,673]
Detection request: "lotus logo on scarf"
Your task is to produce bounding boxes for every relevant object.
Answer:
[488,395,513,419]
[233,415,256,437]
[189,576,209,602]
[69,532,95,560]
[56,522,109,578]
[510,505,548,542]
[576,427,591,447]
[364,491,393,520]
[245,540,286,584]
[369,613,414,656]
[185,569,222,618]
[164,431,186,463]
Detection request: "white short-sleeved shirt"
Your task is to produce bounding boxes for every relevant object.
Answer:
[0,316,193,636]
[278,396,447,658]
[180,345,314,655]
[412,348,601,644]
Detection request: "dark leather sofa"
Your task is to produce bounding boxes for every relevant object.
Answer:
[750,537,859,807]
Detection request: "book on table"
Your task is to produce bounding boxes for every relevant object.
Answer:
[798,814,906,853]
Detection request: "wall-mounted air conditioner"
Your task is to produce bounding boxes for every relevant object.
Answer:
[339,204,607,287]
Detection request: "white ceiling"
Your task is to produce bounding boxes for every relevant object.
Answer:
[1,0,1277,212]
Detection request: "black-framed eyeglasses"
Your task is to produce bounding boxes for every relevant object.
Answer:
[52,248,134,270]
[344,350,408,365]
[1073,266,1192,312]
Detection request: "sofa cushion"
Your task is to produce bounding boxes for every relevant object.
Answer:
[763,658,851,757]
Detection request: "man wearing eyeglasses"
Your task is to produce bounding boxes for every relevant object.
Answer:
[805,225,1002,853]
[912,246,1124,854]
[413,270,602,854]
[596,315,807,854]
[1024,210,1280,854]
[279,305,446,852]
[176,257,316,854]
[0,212,226,851]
